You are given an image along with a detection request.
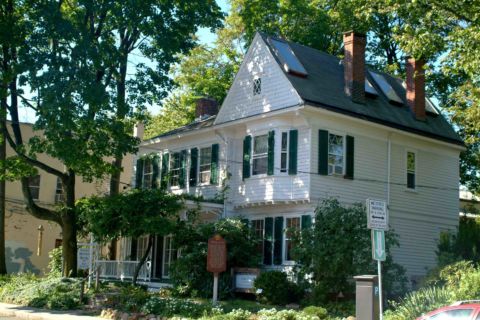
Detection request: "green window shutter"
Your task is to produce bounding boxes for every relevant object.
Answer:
[135,158,144,189]
[264,217,273,265]
[241,218,249,227]
[130,238,138,260]
[189,148,198,187]
[152,155,160,189]
[179,150,187,188]
[267,131,275,175]
[242,135,252,180]
[273,217,284,265]
[301,215,312,229]
[210,143,220,185]
[161,153,169,190]
[318,130,329,175]
[345,135,354,179]
[288,129,298,175]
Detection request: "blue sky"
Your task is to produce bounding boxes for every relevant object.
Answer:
[197,0,231,45]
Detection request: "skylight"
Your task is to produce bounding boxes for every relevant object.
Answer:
[425,97,440,115]
[369,71,403,104]
[365,79,378,96]
[270,39,308,77]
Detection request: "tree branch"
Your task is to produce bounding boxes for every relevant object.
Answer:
[20,177,62,226]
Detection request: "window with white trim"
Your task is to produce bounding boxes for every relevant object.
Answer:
[253,78,262,96]
[142,158,153,189]
[252,134,268,175]
[137,236,150,261]
[162,235,177,279]
[284,217,300,261]
[199,147,212,184]
[55,177,64,204]
[280,132,289,173]
[170,152,181,187]
[28,175,41,200]
[407,151,416,189]
[328,134,344,175]
[251,219,264,256]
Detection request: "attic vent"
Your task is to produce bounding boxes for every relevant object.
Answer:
[270,39,308,77]
[369,71,403,104]
[365,79,378,96]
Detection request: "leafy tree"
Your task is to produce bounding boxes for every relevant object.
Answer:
[2,0,222,276]
[292,198,407,303]
[77,189,183,285]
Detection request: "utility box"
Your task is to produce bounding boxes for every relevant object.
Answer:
[354,275,379,320]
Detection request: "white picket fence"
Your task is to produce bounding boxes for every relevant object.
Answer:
[95,260,151,282]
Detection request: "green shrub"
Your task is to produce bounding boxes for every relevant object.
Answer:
[384,286,453,320]
[254,271,302,305]
[141,296,212,318]
[47,247,62,276]
[302,306,328,319]
[256,308,320,320]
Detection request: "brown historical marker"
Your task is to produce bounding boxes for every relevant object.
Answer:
[207,234,227,302]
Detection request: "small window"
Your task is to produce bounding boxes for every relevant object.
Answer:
[142,158,153,189]
[251,219,264,256]
[252,134,268,175]
[199,147,212,184]
[328,134,344,175]
[253,78,262,96]
[170,153,181,187]
[285,217,300,261]
[407,151,416,189]
[28,175,41,200]
[280,132,289,173]
[55,177,64,204]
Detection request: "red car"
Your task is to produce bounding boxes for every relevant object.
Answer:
[417,302,480,320]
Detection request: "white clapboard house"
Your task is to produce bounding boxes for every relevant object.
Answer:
[105,32,463,285]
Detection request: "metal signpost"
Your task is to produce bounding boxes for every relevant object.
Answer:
[367,199,388,320]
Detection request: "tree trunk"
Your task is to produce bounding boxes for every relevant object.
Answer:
[62,171,77,277]
[132,235,153,286]
[0,98,7,275]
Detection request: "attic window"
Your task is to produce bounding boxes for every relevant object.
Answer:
[369,71,403,104]
[253,78,262,96]
[270,39,308,77]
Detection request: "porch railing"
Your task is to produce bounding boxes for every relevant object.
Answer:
[95,260,151,282]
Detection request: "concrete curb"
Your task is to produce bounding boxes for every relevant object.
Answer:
[0,303,100,319]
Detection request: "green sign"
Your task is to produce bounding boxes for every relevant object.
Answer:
[372,229,386,261]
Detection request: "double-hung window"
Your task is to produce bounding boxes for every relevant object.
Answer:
[407,151,416,189]
[199,147,212,184]
[284,217,300,261]
[142,158,153,189]
[29,175,41,200]
[328,134,344,175]
[280,132,289,173]
[55,177,64,203]
[251,219,265,256]
[252,134,268,175]
[170,153,181,187]
[162,235,177,279]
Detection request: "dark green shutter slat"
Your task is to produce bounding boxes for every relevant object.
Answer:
[190,148,198,187]
[135,158,144,189]
[267,131,275,175]
[273,217,284,265]
[211,143,219,185]
[179,150,187,188]
[243,136,252,180]
[152,155,160,189]
[288,129,298,175]
[264,217,273,265]
[301,215,312,229]
[318,130,329,175]
[345,135,354,179]
[161,153,169,190]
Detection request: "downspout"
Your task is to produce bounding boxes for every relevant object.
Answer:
[215,131,228,219]
[387,133,392,209]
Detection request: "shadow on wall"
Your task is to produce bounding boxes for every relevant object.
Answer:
[5,246,40,274]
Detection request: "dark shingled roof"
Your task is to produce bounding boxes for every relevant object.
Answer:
[261,33,463,146]
[148,115,216,140]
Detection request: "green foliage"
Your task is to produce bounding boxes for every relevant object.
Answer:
[141,296,213,318]
[47,247,63,277]
[170,218,261,299]
[254,271,302,305]
[77,188,183,241]
[302,306,329,319]
[292,198,407,303]
[0,274,86,310]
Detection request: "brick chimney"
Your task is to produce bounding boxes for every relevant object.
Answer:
[195,97,219,119]
[406,57,426,120]
[343,31,366,104]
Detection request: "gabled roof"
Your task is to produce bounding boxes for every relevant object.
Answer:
[147,115,216,141]
[260,33,463,146]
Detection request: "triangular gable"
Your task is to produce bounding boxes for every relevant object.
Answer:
[214,33,303,125]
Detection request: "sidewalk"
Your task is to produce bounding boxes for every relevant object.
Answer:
[0,303,100,319]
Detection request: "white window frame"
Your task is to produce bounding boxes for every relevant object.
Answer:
[198,146,212,185]
[136,235,151,262]
[280,131,289,174]
[142,158,153,189]
[28,175,41,201]
[162,235,177,279]
[253,77,262,96]
[54,177,64,204]
[251,219,265,257]
[406,150,417,190]
[284,216,301,264]
[169,152,181,188]
[251,133,269,176]
[328,132,345,176]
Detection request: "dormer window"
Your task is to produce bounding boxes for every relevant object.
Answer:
[253,78,262,96]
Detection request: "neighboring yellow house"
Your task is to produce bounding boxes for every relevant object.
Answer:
[5,121,133,275]
[460,187,480,216]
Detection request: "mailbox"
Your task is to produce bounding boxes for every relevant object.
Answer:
[354,275,379,320]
